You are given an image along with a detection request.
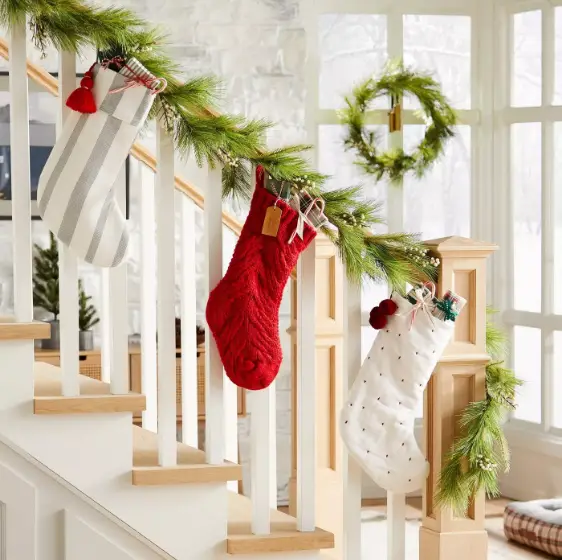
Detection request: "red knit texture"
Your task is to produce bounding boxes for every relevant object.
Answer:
[206,167,316,390]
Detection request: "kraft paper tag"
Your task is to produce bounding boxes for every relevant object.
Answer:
[262,206,282,237]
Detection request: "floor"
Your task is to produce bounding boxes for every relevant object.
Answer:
[360,498,552,559]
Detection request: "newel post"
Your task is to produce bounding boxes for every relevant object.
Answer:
[420,236,498,560]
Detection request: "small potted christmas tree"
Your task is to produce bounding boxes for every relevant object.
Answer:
[33,233,60,349]
[78,280,99,351]
[33,233,100,350]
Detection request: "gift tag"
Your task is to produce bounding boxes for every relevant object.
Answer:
[262,206,282,237]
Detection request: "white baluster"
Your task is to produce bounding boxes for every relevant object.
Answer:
[343,280,363,560]
[9,21,32,322]
[180,194,198,447]
[100,268,111,384]
[109,164,129,395]
[296,243,316,532]
[58,51,80,396]
[387,492,406,560]
[156,121,177,466]
[204,166,224,465]
[251,384,276,534]
[223,226,239,489]
[140,162,158,432]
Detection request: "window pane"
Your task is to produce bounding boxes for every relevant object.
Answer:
[318,125,389,314]
[512,11,542,107]
[319,14,387,109]
[555,123,562,312]
[512,123,541,312]
[403,125,471,239]
[403,15,471,109]
[513,326,541,423]
[553,332,562,428]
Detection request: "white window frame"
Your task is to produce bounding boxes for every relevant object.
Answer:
[309,0,491,324]
[495,0,562,444]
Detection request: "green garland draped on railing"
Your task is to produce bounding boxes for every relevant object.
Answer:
[0,0,440,287]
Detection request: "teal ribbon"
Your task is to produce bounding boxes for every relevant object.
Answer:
[436,298,458,322]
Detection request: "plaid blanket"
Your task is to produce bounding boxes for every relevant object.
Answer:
[504,501,562,557]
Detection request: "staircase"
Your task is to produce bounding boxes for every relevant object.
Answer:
[0,21,335,560]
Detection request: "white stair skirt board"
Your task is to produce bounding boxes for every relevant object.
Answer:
[0,365,228,558]
[0,441,169,560]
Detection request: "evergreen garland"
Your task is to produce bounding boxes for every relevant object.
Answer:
[32,232,59,319]
[341,61,458,183]
[0,0,438,287]
[436,310,523,515]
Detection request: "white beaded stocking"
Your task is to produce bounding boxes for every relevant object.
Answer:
[340,293,457,493]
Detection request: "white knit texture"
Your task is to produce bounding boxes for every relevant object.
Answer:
[340,294,456,493]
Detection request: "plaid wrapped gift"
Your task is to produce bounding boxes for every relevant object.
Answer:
[504,500,562,557]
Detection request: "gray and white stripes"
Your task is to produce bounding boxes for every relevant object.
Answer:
[38,61,157,268]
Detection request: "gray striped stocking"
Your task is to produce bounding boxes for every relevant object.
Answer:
[38,59,161,267]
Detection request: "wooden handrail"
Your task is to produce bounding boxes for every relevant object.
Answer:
[0,37,243,237]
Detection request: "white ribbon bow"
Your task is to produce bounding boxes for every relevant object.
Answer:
[403,282,436,330]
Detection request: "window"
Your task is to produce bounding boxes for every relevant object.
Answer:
[315,5,477,403]
[498,3,562,432]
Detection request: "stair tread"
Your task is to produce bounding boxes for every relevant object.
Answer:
[0,318,50,341]
[131,426,242,485]
[34,362,146,414]
[226,492,335,554]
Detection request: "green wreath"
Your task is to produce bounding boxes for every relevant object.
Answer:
[341,61,458,184]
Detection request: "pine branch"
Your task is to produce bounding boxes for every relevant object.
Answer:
[3,0,445,287]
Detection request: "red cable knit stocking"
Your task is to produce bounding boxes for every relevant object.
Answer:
[206,167,317,390]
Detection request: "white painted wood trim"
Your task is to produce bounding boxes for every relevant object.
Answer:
[58,51,80,397]
[268,380,277,510]
[204,165,225,465]
[109,166,129,395]
[493,4,514,320]
[473,0,496,295]
[0,501,4,560]
[386,13,405,234]
[100,269,112,384]
[316,108,480,127]
[343,281,363,560]
[180,194,198,447]
[541,4,555,432]
[251,388,272,534]
[502,106,562,123]
[156,121,177,466]
[316,0,477,15]
[296,243,317,532]
[8,21,33,322]
[224,375,238,492]
[387,492,406,560]
[139,162,158,432]
[0,430,175,560]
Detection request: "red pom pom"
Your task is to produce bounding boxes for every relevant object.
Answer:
[379,298,398,316]
[80,75,94,89]
[66,86,96,114]
[369,307,388,330]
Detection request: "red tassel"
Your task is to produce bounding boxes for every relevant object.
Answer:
[66,71,96,114]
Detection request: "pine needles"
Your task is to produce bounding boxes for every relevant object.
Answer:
[341,60,458,184]
[0,0,439,287]
[435,309,523,515]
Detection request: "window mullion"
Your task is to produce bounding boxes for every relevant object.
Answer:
[386,12,404,234]
[493,5,514,324]
[541,4,555,432]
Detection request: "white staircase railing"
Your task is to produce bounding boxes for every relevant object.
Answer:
[3,21,319,544]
